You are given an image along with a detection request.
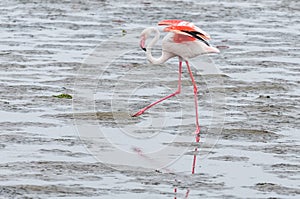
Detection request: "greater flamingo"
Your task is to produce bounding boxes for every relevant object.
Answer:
[132,19,219,174]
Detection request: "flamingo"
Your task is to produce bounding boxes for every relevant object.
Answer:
[131,20,219,198]
[132,19,219,140]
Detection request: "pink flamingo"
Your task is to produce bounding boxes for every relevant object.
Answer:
[132,20,219,181]
[132,20,219,176]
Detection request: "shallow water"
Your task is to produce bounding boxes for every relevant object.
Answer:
[0,0,299,198]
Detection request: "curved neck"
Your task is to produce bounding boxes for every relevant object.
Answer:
[146,28,172,64]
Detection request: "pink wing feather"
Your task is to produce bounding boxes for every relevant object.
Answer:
[158,19,211,41]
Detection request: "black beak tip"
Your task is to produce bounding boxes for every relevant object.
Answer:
[141,47,146,51]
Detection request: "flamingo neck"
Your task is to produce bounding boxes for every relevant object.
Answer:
[146,28,172,64]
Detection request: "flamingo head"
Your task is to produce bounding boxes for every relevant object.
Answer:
[140,27,159,52]
[140,28,152,52]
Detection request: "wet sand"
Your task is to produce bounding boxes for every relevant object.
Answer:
[0,0,299,198]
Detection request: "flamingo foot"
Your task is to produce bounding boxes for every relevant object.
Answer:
[131,108,146,117]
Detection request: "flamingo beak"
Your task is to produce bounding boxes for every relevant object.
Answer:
[140,36,146,51]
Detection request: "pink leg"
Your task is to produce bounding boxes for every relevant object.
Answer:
[132,59,183,117]
[186,61,200,136]
[191,146,199,174]
[185,61,200,174]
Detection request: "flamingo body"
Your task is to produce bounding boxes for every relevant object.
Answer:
[140,19,219,64]
[162,32,219,60]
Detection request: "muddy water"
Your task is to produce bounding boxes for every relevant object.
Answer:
[0,0,299,198]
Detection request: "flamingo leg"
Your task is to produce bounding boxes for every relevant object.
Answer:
[132,59,183,117]
[185,61,200,136]
[185,61,200,174]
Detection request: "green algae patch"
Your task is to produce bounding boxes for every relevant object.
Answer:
[53,93,72,99]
